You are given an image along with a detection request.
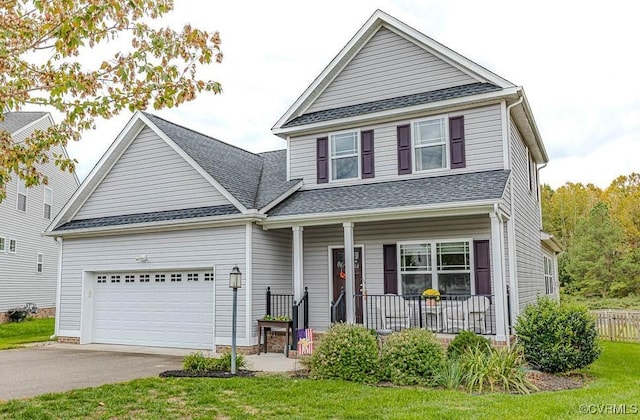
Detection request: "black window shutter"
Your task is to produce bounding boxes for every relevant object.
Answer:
[317,137,328,184]
[449,116,465,169]
[383,244,398,294]
[473,240,491,296]
[361,130,375,179]
[397,125,412,175]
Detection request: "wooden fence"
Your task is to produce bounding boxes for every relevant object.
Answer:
[591,310,640,342]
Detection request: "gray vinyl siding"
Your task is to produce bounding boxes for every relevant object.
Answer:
[510,119,545,310]
[58,225,246,340]
[299,216,491,331]
[289,104,503,188]
[306,27,477,113]
[251,226,292,336]
[0,139,78,312]
[75,127,230,220]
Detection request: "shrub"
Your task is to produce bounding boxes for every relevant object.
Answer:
[183,351,247,373]
[515,296,601,373]
[447,330,492,360]
[460,345,535,394]
[380,328,444,386]
[307,323,380,384]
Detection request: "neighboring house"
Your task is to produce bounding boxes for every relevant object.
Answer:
[46,10,560,351]
[0,112,79,322]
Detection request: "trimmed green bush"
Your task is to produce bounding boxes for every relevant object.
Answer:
[515,296,601,373]
[380,328,444,386]
[307,323,380,384]
[183,351,246,373]
[447,330,492,360]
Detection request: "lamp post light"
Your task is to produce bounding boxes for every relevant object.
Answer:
[229,265,242,374]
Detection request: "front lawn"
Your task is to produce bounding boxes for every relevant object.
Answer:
[0,318,55,350]
[0,341,638,419]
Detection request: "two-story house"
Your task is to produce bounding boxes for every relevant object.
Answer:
[0,112,79,322]
[46,10,559,352]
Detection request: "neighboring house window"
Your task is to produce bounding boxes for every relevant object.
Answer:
[44,187,52,219]
[413,117,446,171]
[0,238,4,252]
[399,240,472,295]
[330,131,359,181]
[17,178,27,211]
[544,255,554,294]
[8,239,16,253]
[36,253,43,273]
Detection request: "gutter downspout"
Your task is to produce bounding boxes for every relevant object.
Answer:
[54,237,63,339]
[506,95,523,334]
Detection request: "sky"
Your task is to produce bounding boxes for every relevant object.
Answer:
[61,0,640,188]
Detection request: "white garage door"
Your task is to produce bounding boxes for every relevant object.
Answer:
[93,270,214,349]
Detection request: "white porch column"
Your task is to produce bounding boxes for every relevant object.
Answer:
[343,222,355,324]
[490,210,508,343]
[292,226,304,301]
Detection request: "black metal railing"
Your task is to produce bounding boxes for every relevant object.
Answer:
[265,286,309,350]
[330,287,346,323]
[355,293,496,335]
[292,287,309,350]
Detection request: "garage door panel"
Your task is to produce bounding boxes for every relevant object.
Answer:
[93,270,214,349]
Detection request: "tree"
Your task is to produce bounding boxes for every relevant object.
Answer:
[564,202,627,298]
[604,173,640,247]
[0,0,223,201]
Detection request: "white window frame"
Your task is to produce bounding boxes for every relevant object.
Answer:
[0,237,5,252]
[44,186,53,220]
[544,255,554,295]
[397,238,475,295]
[8,239,16,254]
[328,129,360,182]
[36,253,43,273]
[17,178,27,212]
[411,115,449,174]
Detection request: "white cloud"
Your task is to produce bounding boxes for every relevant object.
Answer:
[59,0,640,188]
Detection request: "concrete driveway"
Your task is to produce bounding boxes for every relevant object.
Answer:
[0,344,182,401]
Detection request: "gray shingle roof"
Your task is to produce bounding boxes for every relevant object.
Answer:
[55,204,240,231]
[255,150,302,209]
[143,113,264,209]
[268,170,510,217]
[282,83,501,128]
[0,112,47,134]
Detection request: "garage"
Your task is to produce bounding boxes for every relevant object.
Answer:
[92,270,215,349]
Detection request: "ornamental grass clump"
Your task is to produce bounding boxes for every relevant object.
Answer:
[307,323,380,384]
[380,328,445,386]
[183,351,246,373]
[460,345,536,394]
[515,296,601,373]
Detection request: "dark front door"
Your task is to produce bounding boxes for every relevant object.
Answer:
[332,247,363,323]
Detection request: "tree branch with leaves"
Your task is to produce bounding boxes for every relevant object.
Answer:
[0,0,223,201]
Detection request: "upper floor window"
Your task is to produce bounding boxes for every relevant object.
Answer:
[330,131,359,181]
[36,253,43,273]
[9,239,16,253]
[413,118,446,171]
[17,178,27,211]
[44,187,52,219]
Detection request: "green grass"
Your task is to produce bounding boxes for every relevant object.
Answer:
[561,293,640,310]
[0,342,638,419]
[0,318,55,350]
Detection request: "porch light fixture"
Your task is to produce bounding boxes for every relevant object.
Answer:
[229,265,242,374]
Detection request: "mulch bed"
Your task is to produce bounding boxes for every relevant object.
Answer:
[525,370,588,392]
[160,370,255,378]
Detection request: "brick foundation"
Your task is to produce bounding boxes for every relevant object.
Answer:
[215,344,260,355]
[0,307,56,324]
[57,336,80,344]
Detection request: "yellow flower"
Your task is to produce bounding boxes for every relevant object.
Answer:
[422,288,441,301]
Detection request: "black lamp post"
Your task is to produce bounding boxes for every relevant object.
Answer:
[229,265,242,374]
